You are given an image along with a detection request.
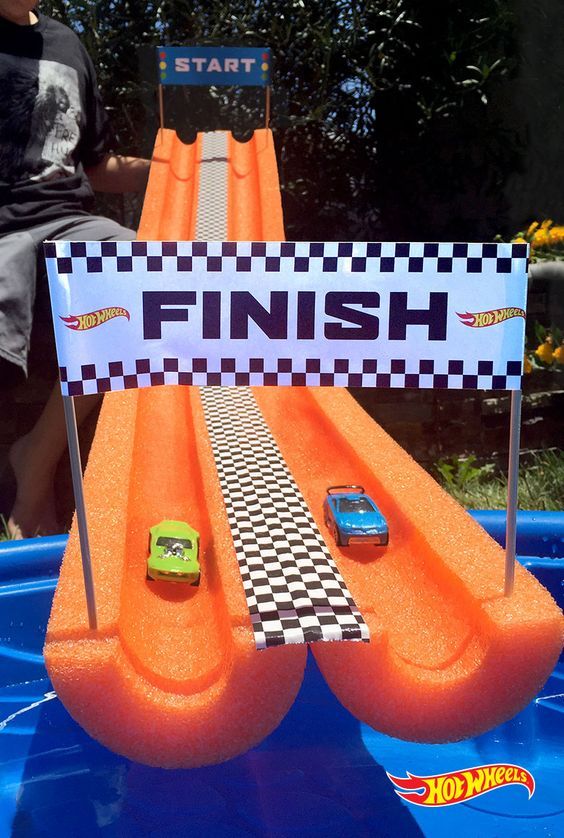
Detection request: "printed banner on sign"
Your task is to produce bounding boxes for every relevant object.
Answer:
[44,241,528,397]
[157,46,271,86]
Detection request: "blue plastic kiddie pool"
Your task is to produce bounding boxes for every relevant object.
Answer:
[1,511,562,837]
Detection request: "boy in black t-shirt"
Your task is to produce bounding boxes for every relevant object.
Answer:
[0,2,151,537]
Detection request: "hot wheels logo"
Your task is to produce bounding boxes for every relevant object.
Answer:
[60,307,130,331]
[457,307,525,328]
[387,764,535,807]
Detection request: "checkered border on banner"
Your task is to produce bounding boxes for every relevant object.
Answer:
[58,356,524,396]
[199,386,369,648]
[45,240,528,277]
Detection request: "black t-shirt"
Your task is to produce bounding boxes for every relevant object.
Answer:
[0,13,111,235]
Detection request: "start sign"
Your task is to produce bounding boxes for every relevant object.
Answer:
[44,241,528,397]
[158,46,271,86]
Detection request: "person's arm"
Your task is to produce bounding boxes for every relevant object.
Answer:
[85,154,151,193]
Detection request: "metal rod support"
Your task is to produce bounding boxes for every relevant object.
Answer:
[62,395,98,629]
[265,85,271,130]
[504,388,522,596]
[158,83,165,141]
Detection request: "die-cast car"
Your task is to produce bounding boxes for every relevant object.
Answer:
[323,485,389,547]
[147,520,201,584]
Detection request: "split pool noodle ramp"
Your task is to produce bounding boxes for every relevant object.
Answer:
[44,131,307,769]
[44,128,564,767]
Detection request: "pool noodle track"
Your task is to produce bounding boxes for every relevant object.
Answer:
[44,129,564,767]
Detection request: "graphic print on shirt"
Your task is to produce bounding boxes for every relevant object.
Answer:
[0,56,81,184]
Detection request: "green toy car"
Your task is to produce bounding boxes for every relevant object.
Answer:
[147,520,201,584]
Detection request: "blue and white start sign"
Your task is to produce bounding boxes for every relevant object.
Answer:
[44,241,528,397]
[158,46,271,86]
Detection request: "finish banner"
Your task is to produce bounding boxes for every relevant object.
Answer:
[157,46,271,86]
[44,241,528,397]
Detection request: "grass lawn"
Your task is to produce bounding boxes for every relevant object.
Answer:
[434,448,564,511]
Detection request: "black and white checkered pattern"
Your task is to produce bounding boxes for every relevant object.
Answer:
[45,240,529,277]
[199,386,369,649]
[47,238,526,394]
[58,356,523,395]
[195,133,228,240]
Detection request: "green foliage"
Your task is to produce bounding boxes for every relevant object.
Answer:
[434,450,564,511]
[0,514,15,542]
[533,321,563,348]
[371,1,520,240]
[40,1,520,240]
[435,454,494,492]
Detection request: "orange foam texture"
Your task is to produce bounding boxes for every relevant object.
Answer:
[44,130,306,768]
[224,127,563,738]
[137,129,201,241]
[253,386,564,741]
[45,126,564,761]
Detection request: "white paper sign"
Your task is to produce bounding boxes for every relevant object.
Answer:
[44,240,528,396]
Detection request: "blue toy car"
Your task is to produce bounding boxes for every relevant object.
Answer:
[323,485,389,547]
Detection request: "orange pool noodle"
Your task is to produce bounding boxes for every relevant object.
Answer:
[44,130,306,768]
[254,386,564,741]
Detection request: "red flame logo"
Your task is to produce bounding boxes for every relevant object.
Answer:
[60,307,130,331]
[457,307,525,328]
[387,764,535,807]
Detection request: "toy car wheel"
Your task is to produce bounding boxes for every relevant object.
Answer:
[146,533,153,580]
[333,523,342,547]
[191,575,201,587]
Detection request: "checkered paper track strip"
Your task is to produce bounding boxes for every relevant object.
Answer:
[199,386,369,649]
[195,132,228,241]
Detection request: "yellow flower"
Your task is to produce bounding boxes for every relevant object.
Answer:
[532,228,550,249]
[540,218,553,230]
[548,226,564,246]
[523,354,532,374]
[554,342,564,365]
[512,236,527,244]
[526,221,539,238]
[535,337,554,364]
